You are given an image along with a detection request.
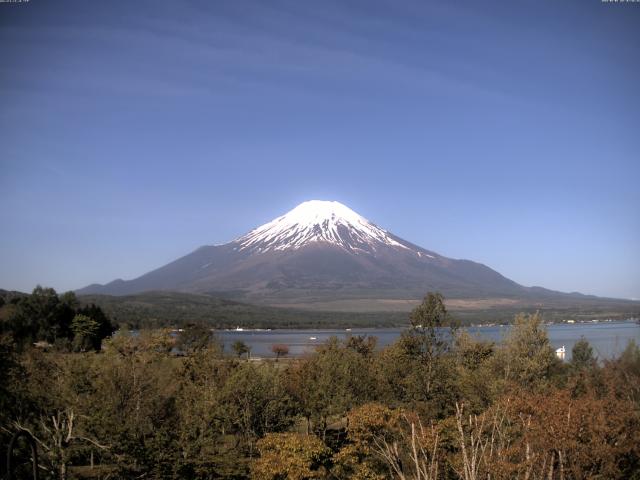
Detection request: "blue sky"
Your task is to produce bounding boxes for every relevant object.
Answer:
[1,0,638,299]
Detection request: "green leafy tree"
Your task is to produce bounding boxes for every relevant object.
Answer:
[453,331,498,413]
[92,329,182,477]
[568,337,601,397]
[177,324,215,355]
[605,339,640,406]
[0,334,27,458]
[2,288,114,351]
[288,337,378,438]
[175,349,245,477]
[387,293,460,417]
[571,337,596,370]
[500,312,559,390]
[222,362,297,454]
[71,314,99,352]
[7,286,72,346]
[232,339,251,359]
[76,303,116,347]
[14,350,109,479]
[407,292,457,364]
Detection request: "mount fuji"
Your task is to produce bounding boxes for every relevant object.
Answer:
[77,200,582,306]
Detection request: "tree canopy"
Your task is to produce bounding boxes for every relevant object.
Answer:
[0,286,115,351]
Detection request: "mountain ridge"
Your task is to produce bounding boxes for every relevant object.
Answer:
[77,200,609,306]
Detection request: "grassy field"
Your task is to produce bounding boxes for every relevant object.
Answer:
[79,291,408,329]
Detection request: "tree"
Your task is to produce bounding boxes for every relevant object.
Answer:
[175,349,246,477]
[605,339,640,405]
[1,288,114,351]
[14,409,110,480]
[488,388,640,479]
[569,336,597,396]
[251,432,331,480]
[222,363,297,453]
[232,340,251,359]
[338,402,402,478]
[287,337,378,438]
[335,403,440,480]
[346,335,377,357]
[14,349,111,479]
[59,291,79,310]
[571,337,596,369]
[76,303,116,349]
[177,324,215,355]
[6,286,72,347]
[391,293,459,415]
[407,292,457,364]
[500,312,558,390]
[272,344,289,360]
[455,331,494,371]
[453,331,498,413]
[71,314,99,352]
[94,329,182,477]
[0,333,26,458]
[32,286,71,343]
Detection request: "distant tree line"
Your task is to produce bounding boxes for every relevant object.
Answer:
[0,292,639,479]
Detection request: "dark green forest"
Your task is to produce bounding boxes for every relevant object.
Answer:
[1,289,639,479]
[0,287,115,352]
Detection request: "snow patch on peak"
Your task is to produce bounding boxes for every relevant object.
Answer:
[235,200,410,253]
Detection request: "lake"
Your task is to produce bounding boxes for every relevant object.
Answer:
[216,320,640,359]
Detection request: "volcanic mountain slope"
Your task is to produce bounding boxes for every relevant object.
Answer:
[78,200,585,304]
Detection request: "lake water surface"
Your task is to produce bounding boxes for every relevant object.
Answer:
[217,320,640,359]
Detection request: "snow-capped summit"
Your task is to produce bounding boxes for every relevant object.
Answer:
[78,200,539,304]
[236,200,408,253]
